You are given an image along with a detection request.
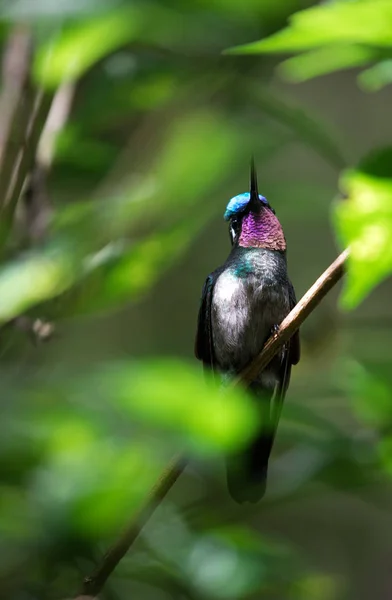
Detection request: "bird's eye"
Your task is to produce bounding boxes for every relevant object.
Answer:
[229,217,241,244]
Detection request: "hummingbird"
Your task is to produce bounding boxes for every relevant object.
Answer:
[195,160,300,503]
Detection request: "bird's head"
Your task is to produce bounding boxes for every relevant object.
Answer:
[224,159,286,251]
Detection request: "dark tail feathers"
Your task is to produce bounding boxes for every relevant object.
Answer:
[226,433,274,504]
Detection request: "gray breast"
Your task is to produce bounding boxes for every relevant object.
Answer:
[211,249,290,376]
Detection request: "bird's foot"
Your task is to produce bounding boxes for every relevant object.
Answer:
[271,324,288,362]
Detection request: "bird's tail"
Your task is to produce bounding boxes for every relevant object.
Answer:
[226,431,274,504]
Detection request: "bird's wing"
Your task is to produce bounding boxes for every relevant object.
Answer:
[194,267,224,371]
[288,280,301,366]
[270,281,301,437]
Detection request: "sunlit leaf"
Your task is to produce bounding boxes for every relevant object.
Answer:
[34,7,142,88]
[0,245,78,322]
[358,59,392,91]
[333,149,392,308]
[155,111,240,209]
[30,413,161,537]
[226,0,392,54]
[0,109,242,321]
[279,45,374,83]
[71,213,210,315]
[72,359,260,454]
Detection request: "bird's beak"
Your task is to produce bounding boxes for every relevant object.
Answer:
[249,156,261,213]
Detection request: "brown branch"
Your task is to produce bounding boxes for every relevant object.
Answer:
[0,26,33,200]
[79,454,186,598]
[0,26,55,252]
[0,39,74,344]
[232,248,349,387]
[0,90,53,248]
[37,81,75,173]
[22,82,76,245]
[77,248,349,599]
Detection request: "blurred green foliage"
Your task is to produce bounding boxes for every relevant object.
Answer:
[0,0,390,599]
[228,0,392,88]
[229,0,392,312]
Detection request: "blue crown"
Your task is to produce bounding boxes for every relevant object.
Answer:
[224,193,268,221]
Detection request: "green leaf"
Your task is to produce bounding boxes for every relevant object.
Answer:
[333,149,392,308]
[30,413,162,537]
[71,359,260,455]
[0,244,78,322]
[358,59,392,91]
[28,355,260,453]
[226,0,392,54]
[34,7,142,89]
[155,111,239,209]
[0,110,241,321]
[279,44,374,83]
[71,214,210,315]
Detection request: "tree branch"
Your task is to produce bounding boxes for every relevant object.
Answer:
[0,26,33,200]
[79,454,186,598]
[22,82,76,245]
[232,248,349,387]
[0,26,54,252]
[77,248,349,598]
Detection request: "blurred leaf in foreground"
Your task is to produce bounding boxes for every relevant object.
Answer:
[0,244,78,322]
[34,6,142,89]
[333,148,392,309]
[15,356,260,537]
[358,59,392,92]
[278,45,375,83]
[71,212,210,315]
[71,358,260,455]
[32,419,160,538]
[0,355,259,540]
[225,0,392,88]
[143,505,299,599]
[226,0,392,54]
[0,110,240,322]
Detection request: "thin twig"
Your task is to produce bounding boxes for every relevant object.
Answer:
[232,248,349,387]
[0,43,73,338]
[76,248,349,598]
[0,25,54,251]
[37,81,75,173]
[0,91,53,248]
[79,454,186,598]
[0,26,33,191]
[22,82,76,244]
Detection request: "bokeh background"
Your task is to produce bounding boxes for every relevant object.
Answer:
[0,0,392,598]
